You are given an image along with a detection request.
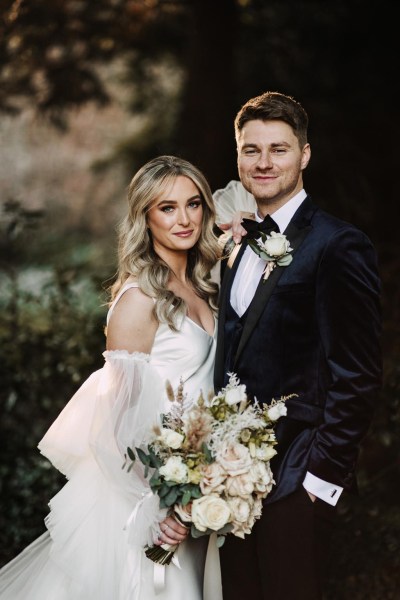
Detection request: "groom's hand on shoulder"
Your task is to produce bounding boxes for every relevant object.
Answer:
[217,210,254,244]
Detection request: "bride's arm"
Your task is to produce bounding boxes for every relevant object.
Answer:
[105,287,188,547]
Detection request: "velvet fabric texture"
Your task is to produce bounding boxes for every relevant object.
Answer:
[215,196,382,505]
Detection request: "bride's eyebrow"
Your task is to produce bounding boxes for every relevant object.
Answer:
[156,195,202,206]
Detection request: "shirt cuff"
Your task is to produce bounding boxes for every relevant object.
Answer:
[303,472,343,506]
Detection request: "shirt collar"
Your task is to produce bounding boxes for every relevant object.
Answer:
[255,189,307,233]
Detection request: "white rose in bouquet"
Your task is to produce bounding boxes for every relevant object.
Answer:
[192,494,231,532]
[158,427,184,449]
[249,461,274,496]
[225,384,247,406]
[267,401,287,421]
[227,497,252,538]
[225,473,254,498]
[217,441,253,476]
[228,496,251,523]
[200,462,227,495]
[159,456,188,484]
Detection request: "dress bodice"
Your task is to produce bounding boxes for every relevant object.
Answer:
[107,283,217,410]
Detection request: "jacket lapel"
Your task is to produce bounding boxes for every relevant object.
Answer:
[233,196,317,366]
[214,241,247,388]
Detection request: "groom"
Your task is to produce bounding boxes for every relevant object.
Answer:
[214,91,382,599]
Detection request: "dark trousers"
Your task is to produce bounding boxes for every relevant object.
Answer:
[219,487,337,600]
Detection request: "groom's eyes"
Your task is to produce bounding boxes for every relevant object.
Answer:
[242,147,259,156]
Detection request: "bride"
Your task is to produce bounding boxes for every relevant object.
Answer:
[0,155,242,600]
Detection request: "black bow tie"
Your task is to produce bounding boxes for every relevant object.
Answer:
[241,214,279,239]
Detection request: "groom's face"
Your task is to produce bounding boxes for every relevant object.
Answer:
[236,119,310,210]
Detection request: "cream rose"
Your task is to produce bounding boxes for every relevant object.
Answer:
[159,456,188,483]
[200,462,227,495]
[249,461,274,496]
[267,401,287,421]
[227,497,251,537]
[225,384,247,406]
[217,441,253,476]
[158,428,184,449]
[192,494,231,532]
[225,473,254,498]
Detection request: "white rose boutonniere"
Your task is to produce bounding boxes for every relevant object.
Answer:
[248,231,293,282]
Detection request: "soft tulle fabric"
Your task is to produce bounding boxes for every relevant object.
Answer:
[0,284,222,600]
[213,180,256,225]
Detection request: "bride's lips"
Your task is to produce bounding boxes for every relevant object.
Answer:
[174,230,194,237]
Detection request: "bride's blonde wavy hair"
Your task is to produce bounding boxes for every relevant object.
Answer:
[110,155,219,330]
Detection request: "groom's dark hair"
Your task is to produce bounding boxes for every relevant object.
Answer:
[234,91,309,148]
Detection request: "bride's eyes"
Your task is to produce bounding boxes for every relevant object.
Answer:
[188,200,202,209]
[160,200,202,213]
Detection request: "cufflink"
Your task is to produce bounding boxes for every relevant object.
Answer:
[330,489,337,498]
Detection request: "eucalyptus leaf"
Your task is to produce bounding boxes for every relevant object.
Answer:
[191,525,207,538]
[182,490,192,505]
[216,535,226,548]
[277,254,293,266]
[191,487,202,499]
[216,523,233,535]
[164,486,179,506]
[136,447,150,466]
[149,472,162,488]
[127,447,136,461]
[159,483,172,498]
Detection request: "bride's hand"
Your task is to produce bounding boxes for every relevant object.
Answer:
[218,211,256,244]
[156,515,189,546]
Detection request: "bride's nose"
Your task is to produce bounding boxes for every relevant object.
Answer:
[177,207,190,226]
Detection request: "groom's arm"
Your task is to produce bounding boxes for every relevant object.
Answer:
[306,225,382,493]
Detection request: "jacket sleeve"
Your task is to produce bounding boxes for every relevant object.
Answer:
[307,226,382,487]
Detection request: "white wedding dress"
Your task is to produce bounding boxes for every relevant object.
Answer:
[0,284,222,600]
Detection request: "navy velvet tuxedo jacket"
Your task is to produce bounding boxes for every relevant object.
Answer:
[214,196,382,504]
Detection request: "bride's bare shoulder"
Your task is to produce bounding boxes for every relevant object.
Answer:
[107,286,157,353]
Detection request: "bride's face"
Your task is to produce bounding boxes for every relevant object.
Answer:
[147,175,204,256]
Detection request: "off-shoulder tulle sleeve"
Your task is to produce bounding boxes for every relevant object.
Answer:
[38,350,168,548]
[213,180,256,225]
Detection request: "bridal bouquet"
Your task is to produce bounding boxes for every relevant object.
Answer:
[124,373,293,565]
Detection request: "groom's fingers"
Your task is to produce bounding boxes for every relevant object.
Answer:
[217,222,232,231]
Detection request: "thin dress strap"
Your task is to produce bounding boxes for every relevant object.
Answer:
[106,283,140,326]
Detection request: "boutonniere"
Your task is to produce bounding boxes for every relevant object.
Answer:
[248,231,293,282]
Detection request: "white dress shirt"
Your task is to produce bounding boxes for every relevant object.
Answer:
[230,188,343,506]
